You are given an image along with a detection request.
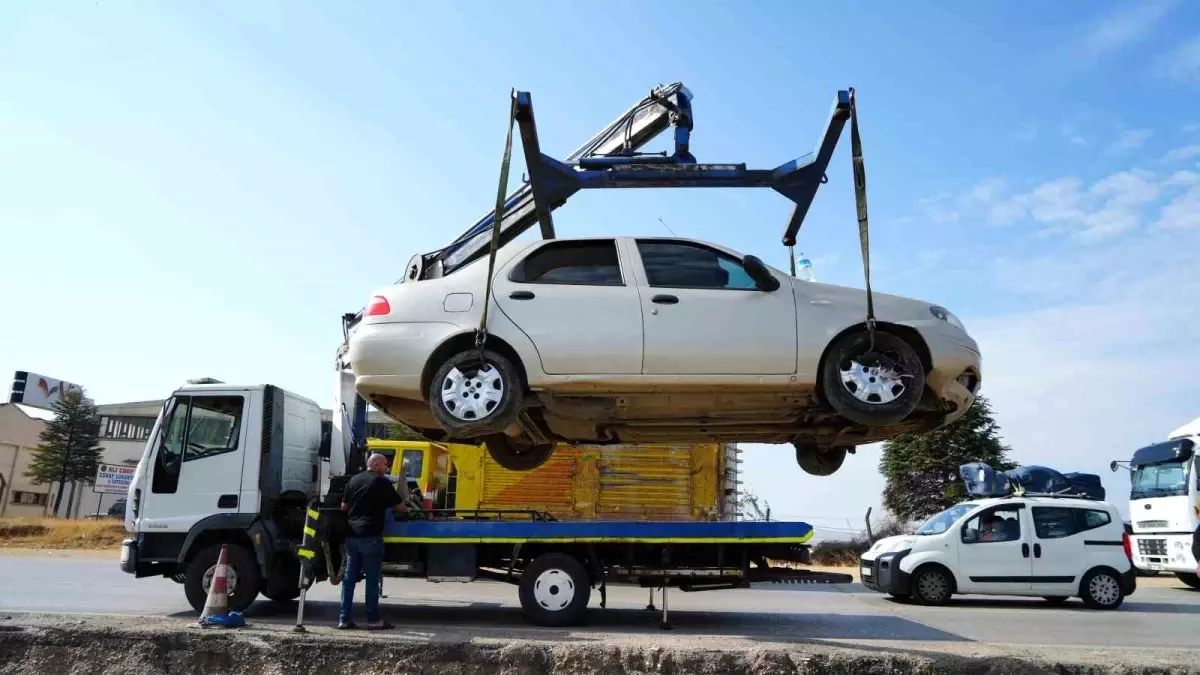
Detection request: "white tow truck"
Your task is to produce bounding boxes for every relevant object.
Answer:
[1116,415,1200,587]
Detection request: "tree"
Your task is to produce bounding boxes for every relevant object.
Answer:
[879,395,1014,522]
[384,422,426,441]
[737,488,771,521]
[24,388,103,518]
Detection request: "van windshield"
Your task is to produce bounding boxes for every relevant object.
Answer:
[915,503,978,535]
[1130,460,1188,500]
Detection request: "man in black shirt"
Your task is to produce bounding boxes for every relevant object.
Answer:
[337,452,409,629]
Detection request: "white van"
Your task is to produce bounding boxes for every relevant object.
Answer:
[860,495,1136,609]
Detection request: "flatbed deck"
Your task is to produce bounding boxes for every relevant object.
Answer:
[381,518,814,545]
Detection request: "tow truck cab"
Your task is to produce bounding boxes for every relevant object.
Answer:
[120,382,322,609]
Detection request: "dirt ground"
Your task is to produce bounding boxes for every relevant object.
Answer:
[0,519,126,550]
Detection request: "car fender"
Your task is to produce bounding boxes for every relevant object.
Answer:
[898,548,955,580]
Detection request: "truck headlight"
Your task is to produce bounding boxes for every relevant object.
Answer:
[930,305,966,331]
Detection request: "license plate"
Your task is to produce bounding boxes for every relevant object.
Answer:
[861,567,873,577]
[1146,562,1165,570]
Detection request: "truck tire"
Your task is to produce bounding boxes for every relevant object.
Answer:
[429,349,525,439]
[1176,572,1200,589]
[183,543,261,614]
[263,564,302,603]
[519,553,591,627]
[821,330,925,427]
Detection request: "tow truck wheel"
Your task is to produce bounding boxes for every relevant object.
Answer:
[519,553,591,627]
[793,443,848,477]
[1175,572,1200,589]
[821,330,925,427]
[183,543,261,614]
[484,434,556,472]
[429,348,525,439]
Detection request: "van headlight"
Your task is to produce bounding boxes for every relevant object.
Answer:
[930,305,966,331]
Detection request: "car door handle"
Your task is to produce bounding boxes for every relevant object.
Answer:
[652,294,679,305]
[1034,543,1042,558]
[1022,543,1030,558]
[217,494,239,509]
[509,291,535,300]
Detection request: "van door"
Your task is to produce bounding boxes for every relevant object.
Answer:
[956,503,1033,594]
[136,392,252,536]
[1030,505,1111,596]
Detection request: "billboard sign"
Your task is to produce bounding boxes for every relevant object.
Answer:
[94,463,136,495]
[9,371,86,411]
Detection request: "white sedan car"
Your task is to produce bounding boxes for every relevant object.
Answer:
[347,236,981,472]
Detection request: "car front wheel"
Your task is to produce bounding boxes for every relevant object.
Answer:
[821,330,925,427]
[911,566,953,605]
[429,348,524,438]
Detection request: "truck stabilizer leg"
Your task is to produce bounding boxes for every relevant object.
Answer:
[660,585,671,631]
[646,586,656,611]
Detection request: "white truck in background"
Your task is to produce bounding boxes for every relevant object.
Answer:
[1119,416,1200,587]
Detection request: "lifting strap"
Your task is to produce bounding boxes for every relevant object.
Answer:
[476,93,519,358]
[848,88,876,342]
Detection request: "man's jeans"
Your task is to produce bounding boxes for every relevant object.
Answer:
[339,536,384,625]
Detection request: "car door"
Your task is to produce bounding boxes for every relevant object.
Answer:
[493,238,643,375]
[956,503,1033,594]
[137,392,252,534]
[1029,505,1088,596]
[628,238,797,375]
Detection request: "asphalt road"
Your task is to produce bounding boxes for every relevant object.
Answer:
[3,551,1199,651]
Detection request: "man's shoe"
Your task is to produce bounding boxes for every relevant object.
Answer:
[366,620,394,630]
[336,621,358,630]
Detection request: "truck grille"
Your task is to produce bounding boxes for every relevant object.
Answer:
[1136,520,1168,529]
[1138,538,1168,556]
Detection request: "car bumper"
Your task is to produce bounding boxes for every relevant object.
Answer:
[919,324,982,422]
[1120,567,1137,597]
[859,550,912,595]
[348,321,464,400]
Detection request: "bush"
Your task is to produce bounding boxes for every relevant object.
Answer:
[809,514,912,567]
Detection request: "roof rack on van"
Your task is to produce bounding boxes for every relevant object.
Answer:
[958,462,1106,501]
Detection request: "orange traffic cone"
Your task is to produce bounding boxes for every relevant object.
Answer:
[198,544,231,623]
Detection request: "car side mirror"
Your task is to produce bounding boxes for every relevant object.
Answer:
[742,255,780,292]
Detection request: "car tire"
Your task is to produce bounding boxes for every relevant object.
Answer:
[821,330,925,427]
[519,553,591,627]
[911,566,953,606]
[484,433,556,471]
[183,543,261,614]
[1080,568,1125,610]
[793,443,848,476]
[429,348,524,439]
[1042,596,1069,606]
[1175,572,1200,589]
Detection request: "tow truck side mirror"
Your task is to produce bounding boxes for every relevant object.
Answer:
[742,255,780,292]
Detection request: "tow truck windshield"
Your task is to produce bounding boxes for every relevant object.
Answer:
[1130,460,1188,500]
[915,503,978,535]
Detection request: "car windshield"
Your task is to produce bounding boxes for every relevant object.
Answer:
[915,503,978,535]
[1130,460,1188,500]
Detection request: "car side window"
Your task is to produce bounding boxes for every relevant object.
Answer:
[1032,507,1079,539]
[509,240,623,286]
[1078,508,1112,532]
[961,505,1022,544]
[636,240,759,290]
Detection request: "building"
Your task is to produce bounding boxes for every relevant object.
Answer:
[1,395,397,519]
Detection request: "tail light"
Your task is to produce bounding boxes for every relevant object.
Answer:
[1122,531,1132,560]
[365,296,391,317]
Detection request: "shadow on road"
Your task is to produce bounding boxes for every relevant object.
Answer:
[170,598,969,644]
[885,596,1200,614]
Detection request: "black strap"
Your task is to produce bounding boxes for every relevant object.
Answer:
[848,88,875,338]
[476,93,519,357]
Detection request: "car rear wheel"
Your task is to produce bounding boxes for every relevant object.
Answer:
[821,330,925,427]
[429,348,524,439]
[793,443,848,476]
[484,433,555,471]
[1080,568,1125,610]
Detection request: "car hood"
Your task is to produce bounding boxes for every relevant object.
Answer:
[862,534,920,559]
[791,279,937,324]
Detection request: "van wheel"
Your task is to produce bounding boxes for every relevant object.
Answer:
[484,434,556,471]
[794,444,848,476]
[1080,568,1125,610]
[911,566,953,605]
[429,349,524,438]
[183,543,261,614]
[821,330,925,426]
[1176,572,1200,589]
[519,553,591,627]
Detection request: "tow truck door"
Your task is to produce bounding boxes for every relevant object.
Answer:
[955,503,1033,594]
[135,391,254,535]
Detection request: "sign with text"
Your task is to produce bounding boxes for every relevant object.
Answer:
[9,371,88,411]
[94,463,135,495]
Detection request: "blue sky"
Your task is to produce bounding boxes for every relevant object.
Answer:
[2,1,1198,535]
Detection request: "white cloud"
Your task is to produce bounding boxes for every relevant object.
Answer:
[967,177,1008,203]
[1077,0,1176,60]
[1155,185,1200,229]
[1107,128,1153,153]
[1156,34,1200,84]
[1163,145,1200,163]
[1062,124,1090,147]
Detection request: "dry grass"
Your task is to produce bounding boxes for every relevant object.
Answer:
[0,518,126,550]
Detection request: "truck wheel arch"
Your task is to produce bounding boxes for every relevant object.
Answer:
[178,514,263,573]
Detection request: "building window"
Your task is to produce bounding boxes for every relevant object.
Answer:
[11,490,48,506]
[99,415,157,441]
